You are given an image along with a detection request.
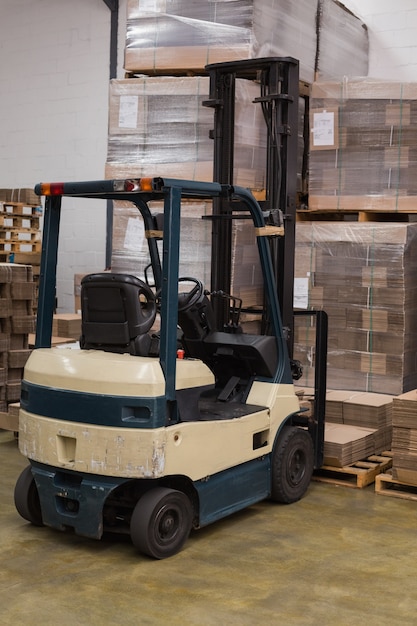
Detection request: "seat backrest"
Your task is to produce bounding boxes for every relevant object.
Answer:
[80,273,156,355]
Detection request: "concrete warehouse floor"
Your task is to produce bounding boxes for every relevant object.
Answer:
[1,430,417,626]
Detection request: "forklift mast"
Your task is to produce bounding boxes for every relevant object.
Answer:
[204,58,327,463]
[204,57,299,348]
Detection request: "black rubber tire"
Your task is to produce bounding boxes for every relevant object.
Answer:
[14,465,43,526]
[130,487,193,559]
[271,426,314,504]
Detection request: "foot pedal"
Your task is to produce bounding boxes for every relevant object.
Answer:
[217,376,241,402]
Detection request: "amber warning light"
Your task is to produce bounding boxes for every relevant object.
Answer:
[122,178,154,192]
[37,182,65,196]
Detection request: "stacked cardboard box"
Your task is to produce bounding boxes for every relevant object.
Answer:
[110,199,213,281]
[105,76,267,190]
[0,263,36,412]
[294,222,417,395]
[324,423,377,467]
[0,188,40,206]
[300,389,393,467]
[309,79,417,211]
[125,0,368,84]
[391,390,417,485]
[299,387,393,467]
[52,314,82,341]
[106,75,270,279]
[230,219,264,313]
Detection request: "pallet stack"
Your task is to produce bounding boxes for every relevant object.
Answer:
[294,221,417,396]
[108,0,368,280]
[324,391,393,463]
[0,201,41,257]
[391,390,417,485]
[124,0,368,84]
[0,188,42,312]
[0,263,36,428]
[309,79,417,213]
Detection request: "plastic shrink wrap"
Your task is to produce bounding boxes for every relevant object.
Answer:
[125,0,368,83]
[309,79,417,211]
[105,76,266,189]
[294,222,417,396]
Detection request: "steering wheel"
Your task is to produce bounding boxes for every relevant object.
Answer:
[177,277,205,312]
[154,277,204,312]
[135,278,158,334]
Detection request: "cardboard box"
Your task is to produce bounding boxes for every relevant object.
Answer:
[294,222,417,394]
[52,314,82,340]
[309,79,417,211]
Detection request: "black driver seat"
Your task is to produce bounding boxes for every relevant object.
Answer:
[80,273,157,356]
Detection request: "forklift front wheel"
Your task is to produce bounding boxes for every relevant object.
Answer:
[130,487,193,559]
[14,465,43,526]
[270,426,314,504]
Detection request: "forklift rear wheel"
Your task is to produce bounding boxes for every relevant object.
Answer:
[130,487,193,559]
[14,465,43,526]
[271,426,314,504]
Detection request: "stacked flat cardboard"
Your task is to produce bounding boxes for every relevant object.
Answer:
[322,390,393,466]
[0,264,35,411]
[124,0,368,84]
[309,79,417,211]
[52,314,82,340]
[105,76,267,190]
[111,199,213,282]
[324,423,376,468]
[230,220,264,311]
[294,222,417,395]
[391,390,417,485]
[0,401,20,431]
[344,393,393,452]
[325,389,360,423]
[315,0,368,80]
[0,188,40,206]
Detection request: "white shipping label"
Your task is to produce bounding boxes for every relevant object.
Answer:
[118,96,139,129]
[139,0,162,10]
[294,277,309,310]
[124,217,145,251]
[312,110,335,147]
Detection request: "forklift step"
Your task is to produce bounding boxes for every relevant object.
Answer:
[312,451,393,489]
[375,471,417,502]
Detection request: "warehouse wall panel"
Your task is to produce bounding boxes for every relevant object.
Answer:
[0,0,127,312]
[343,0,417,80]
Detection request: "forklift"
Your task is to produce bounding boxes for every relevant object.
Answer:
[14,58,327,559]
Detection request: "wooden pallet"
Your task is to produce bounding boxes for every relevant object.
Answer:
[313,451,393,489]
[375,471,417,502]
[296,209,417,223]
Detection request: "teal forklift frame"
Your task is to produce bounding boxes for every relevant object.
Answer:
[34,178,294,402]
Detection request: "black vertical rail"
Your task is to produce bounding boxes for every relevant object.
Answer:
[204,58,299,340]
[103,0,119,269]
[159,186,181,421]
[35,195,62,348]
[204,69,236,328]
[277,59,299,357]
[294,309,328,468]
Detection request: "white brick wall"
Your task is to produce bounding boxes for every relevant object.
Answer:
[0,0,126,312]
[343,0,417,80]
